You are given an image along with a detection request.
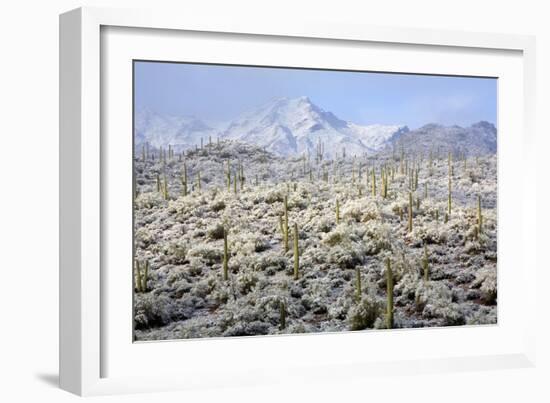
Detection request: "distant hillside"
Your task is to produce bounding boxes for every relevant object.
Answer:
[380,121,497,157]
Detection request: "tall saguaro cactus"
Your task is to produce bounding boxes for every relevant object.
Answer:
[386,258,394,329]
[283,196,289,252]
[448,165,452,216]
[279,301,286,330]
[181,163,188,196]
[371,168,376,197]
[408,191,413,233]
[477,195,483,233]
[293,223,299,280]
[336,199,340,224]
[162,174,168,200]
[226,160,231,192]
[223,227,229,281]
[134,260,149,293]
[135,260,142,293]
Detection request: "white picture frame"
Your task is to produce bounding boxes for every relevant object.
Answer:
[59,6,537,396]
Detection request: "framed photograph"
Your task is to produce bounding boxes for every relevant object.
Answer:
[60,7,537,396]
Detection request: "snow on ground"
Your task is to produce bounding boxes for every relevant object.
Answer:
[133,140,497,340]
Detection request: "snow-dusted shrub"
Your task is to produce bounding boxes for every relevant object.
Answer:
[134,294,184,329]
[410,223,448,245]
[415,281,465,325]
[347,296,382,330]
[324,231,344,246]
[326,245,364,269]
[190,279,214,299]
[342,199,379,223]
[394,272,421,302]
[210,200,226,212]
[301,280,331,314]
[135,192,164,209]
[253,238,270,252]
[207,223,225,240]
[236,272,259,295]
[211,282,232,305]
[473,266,497,304]
[135,226,156,249]
[162,240,187,264]
[187,245,222,264]
[265,190,284,204]
[223,321,271,337]
[328,293,352,320]
[315,217,333,233]
[466,306,497,325]
[251,252,287,273]
[362,221,392,254]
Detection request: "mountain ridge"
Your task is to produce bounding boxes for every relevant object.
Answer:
[134,97,496,157]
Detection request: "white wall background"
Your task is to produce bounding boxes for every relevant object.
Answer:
[0,0,547,401]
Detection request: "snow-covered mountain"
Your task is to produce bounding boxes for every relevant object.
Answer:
[134,97,496,158]
[135,108,215,151]
[220,96,409,158]
[348,123,410,151]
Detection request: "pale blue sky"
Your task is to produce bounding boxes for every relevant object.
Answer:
[134,61,497,129]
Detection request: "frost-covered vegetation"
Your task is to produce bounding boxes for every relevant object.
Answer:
[133,140,497,341]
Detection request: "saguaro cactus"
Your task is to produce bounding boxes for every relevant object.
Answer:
[162,174,168,200]
[226,160,231,192]
[336,199,340,224]
[283,196,289,252]
[134,260,149,293]
[448,168,452,216]
[408,191,413,233]
[371,168,376,197]
[477,195,483,233]
[386,258,394,329]
[240,163,245,189]
[156,173,161,193]
[355,267,362,302]
[181,163,188,196]
[135,260,142,293]
[196,170,201,192]
[223,227,229,280]
[293,223,299,280]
